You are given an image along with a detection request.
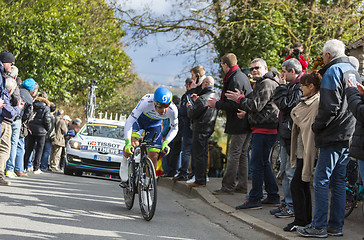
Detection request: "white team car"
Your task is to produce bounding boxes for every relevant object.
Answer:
[64,117,125,177]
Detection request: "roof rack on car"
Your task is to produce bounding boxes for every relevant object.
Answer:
[95,112,126,122]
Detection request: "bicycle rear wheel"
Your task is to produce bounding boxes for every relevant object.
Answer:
[123,158,136,210]
[138,156,157,221]
[345,182,358,218]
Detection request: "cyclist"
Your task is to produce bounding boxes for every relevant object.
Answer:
[119,87,178,187]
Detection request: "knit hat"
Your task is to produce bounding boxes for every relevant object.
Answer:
[22,78,37,91]
[0,52,15,63]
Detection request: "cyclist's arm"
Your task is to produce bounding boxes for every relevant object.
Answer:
[164,104,179,143]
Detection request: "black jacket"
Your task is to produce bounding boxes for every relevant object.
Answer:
[187,86,218,134]
[346,87,364,160]
[312,57,356,147]
[19,85,34,122]
[215,68,252,134]
[28,96,51,136]
[273,76,303,149]
[180,89,193,138]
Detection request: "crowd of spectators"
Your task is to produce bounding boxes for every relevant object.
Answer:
[160,39,364,238]
[0,51,82,185]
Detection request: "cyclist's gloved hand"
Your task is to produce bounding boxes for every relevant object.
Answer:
[124,139,134,154]
[162,140,170,155]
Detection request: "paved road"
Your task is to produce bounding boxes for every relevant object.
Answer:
[0,172,273,240]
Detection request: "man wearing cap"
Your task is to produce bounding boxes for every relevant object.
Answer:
[0,51,24,185]
[14,78,38,175]
[49,111,69,172]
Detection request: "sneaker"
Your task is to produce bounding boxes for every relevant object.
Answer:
[50,168,63,173]
[186,176,195,184]
[270,203,286,215]
[0,177,11,186]
[283,222,299,232]
[262,197,280,205]
[15,171,28,177]
[234,188,247,194]
[173,174,188,182]
[327,226,343,237]
[212,189,234,195]
[206,176,209,182]
[187,182,206,188]
[275,207,294,218]
[33,169,43,175]
[297,224,328,238]
[5,171,18,178]
[235,200,262,210]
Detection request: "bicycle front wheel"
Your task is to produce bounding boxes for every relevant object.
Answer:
[123,158,136,210]
[138,156,157,221]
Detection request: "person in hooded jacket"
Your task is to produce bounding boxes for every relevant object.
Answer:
[23,91,51,174]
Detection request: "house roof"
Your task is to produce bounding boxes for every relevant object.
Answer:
[347,36,364,50]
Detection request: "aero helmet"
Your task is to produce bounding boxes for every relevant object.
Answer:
[154,87,172,108]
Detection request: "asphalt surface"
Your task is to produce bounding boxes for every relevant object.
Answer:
[0,172,273,240]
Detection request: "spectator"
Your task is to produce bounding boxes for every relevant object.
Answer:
[5,67,24,179]
[346,71,364,198]
[0,70,23,185]
[68,118,82,135]
[270,58,303,218]
[59,114,72,170]
[173,78,194,181]
[297,39,357,238]
[284,71,320,232]
[23,91,51,174]
[40,102,56,171]
[189,66,206,95]
[187,76,218,187]
[226,58,280,209]
[14,78,38,176]
[207,53,253,195]
[284,42,309,72]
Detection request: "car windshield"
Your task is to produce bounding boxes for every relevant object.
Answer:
[80,124,124,139]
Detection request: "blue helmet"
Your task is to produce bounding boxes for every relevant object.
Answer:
[154,87,172,108]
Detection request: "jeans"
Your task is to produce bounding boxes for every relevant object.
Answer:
[359,160,364,184]
[312,145,350,230]
[280,144,295,208]
[15,137,25,172]
[249,133,279,202]
[5,119,22,172]
[40,141,52,170]
[179,136,192,176]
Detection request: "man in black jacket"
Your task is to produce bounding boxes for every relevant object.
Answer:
[207,53,253,195]
[187,76,218,187]
[271,58,303,218]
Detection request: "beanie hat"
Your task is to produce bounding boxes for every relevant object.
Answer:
[0,52,15,63]
[22,78,37,91]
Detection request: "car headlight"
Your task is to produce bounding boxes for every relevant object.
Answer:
[69,140,81,149]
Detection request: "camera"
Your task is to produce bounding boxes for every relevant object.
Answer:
[293,48,300,56]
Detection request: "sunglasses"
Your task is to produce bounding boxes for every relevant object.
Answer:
[250,66,261,71]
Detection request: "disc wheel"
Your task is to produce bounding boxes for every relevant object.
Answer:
[138,157,157,221]
[123,158,136,210]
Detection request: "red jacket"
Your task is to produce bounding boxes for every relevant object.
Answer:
[285,54,309,72]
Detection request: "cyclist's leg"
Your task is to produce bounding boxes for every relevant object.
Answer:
[145,124,162,171]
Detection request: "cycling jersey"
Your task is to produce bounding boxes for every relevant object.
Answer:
[124,94,178,144]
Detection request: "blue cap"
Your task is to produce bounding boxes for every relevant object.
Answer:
[22,78,37,91]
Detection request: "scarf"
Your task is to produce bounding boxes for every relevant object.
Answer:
[221,64,239,101]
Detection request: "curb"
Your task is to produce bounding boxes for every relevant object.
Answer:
[158,178,297,240]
